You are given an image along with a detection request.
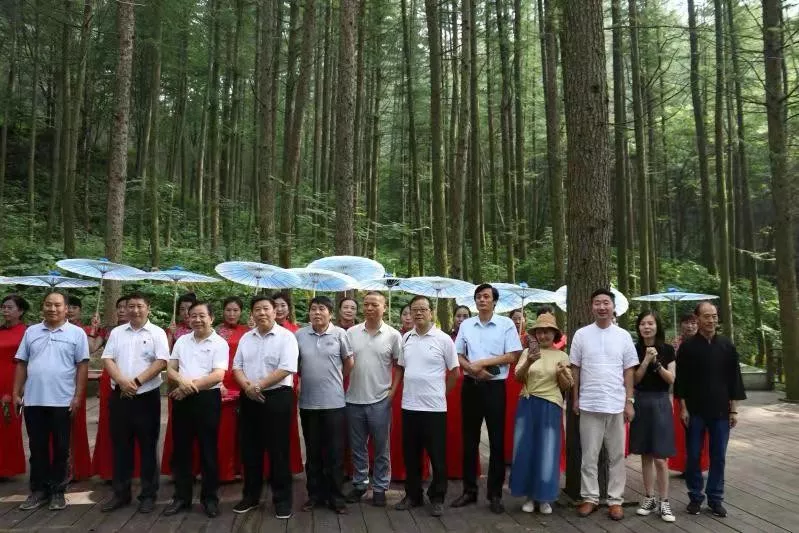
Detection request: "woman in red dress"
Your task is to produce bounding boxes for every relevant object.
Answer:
[63,296,94,481]
[504,309,528,463]
[447,305,473,478]
[272,292,304,475]
[0,295,29,478]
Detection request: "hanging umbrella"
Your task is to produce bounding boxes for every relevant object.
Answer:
[402,276,476,318]
[491,282,559,333]
[307,256,386,282]
[357,274,408,323]
[0,276,11,285]
[286,267,358,296]
[455,289,523,315]
[553,285,630,317]
[632,288,719,333]
[56,258,147,316]
[135,266,220,324]
[2,272,99,289]
[215,261,301,294]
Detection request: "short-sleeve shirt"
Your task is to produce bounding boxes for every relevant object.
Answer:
[517,347,571,408]
[296,323,353,409]
[345,322,403,404]
[14,321,90,407]
[454,314,523,380]
[169,330,229,389]
[569,322,638,414]
[399,326,459,412]
[232,325,298,390]
[634,342,675,393]
[101,320,170,394]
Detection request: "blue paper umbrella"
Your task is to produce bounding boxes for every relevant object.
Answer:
[357,274,408,323]
[57,258,147,315]
[307,256,386,282]
[455,288,523,315]
[632,289,719,333]
[402,276,476,318]
[215,261,301,292]
[554,285,630,317]
[286,268,358,296]
[3,272,99,289]
[136,266,220,323]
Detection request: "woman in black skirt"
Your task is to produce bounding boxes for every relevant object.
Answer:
[630,310,676,523]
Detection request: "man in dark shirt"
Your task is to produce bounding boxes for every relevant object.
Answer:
[674,301,746,518]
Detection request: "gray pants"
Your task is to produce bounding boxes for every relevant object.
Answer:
[347,396,392,492]
[579,410,626,505]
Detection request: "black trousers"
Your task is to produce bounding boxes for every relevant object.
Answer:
[300,407,346,509]
[402,409,447,504]
[171,389,221,504]
[109,387,161,501]
[24,406,71,495]
[462,377,506,499]
[239,387,294,508]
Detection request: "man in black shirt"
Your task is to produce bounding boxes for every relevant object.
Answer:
[674,301,746,518]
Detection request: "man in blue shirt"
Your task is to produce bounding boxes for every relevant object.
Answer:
[13,291,90,511]
[451,284,523,514]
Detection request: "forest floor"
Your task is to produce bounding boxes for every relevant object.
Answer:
[0,391,796,533]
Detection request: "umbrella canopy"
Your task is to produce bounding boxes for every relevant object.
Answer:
[554,285,630,317]
[215,261,301,291]
[402,276,476,299]
[492,282,559,305]
[3,273,99,289]
[632,290,719,333]
[137,266,220,284]
[455,290,523,315]
[357,275,407,292]
[307,256,386,282]
[56,258,146,281]
[286,268,358,294]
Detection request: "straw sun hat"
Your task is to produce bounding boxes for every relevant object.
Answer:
[526,312,561,337]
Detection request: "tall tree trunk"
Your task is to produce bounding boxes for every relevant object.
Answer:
[27,0,41,241]
[688,0,717,274]
[451,0,471,282]
[0,0,19,219]
[352,0,366,233]
[146,0,163,267]
[400,0,424,275]
[611,0,629,326]
[628,0,651,294]
[562,0,612,500]
[166,10,189,248]
[58,1,73,254]
[208,0,221,252]
[103,0,135,324]
[467,0,482,283]
[334,0,358,256]
[278,0,316,267]
[366,67,382,259]
[513,0,526,262]
[763,0,799,398]
[425,0,451,328]
[486,6,499,266]
[714,0,733,336]
[540,0,566,288]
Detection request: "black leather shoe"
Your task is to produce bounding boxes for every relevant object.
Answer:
[163,499,190,516]
[101,496,131,513]
[345,487,367,503]
[203,500,220,518]
[137,498,155,514]
[450,493,477,508]
[489,497,505,514]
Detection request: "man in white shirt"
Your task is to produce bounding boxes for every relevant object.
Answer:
[231,295,298,520]
[345,292,403,507]
[452,284,523,514]
[100,292,169,514]
[164,302,228,519]
[395,295,459,517]
[570,289,638,521]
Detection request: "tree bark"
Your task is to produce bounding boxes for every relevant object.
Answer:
[513,0,526,262]
[611,0,629,325]
[146,0,163,268]
[26,0,41,242]
[208,0,222,252]
[451,0,471,282]
[0,0,19,221]
[468,0,482,283]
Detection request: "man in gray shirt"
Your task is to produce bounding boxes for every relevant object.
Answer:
[344,292,403,507]
[296,296,354,514]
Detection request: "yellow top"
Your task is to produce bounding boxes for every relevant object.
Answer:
[515,347,570,408]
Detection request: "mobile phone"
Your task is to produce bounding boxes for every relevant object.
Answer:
[485,365,501,376]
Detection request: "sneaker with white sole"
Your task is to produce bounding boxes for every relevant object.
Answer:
[521,499,535,513]
[636,496,657,516]
[659,500,675,522]
[539,502,553,515]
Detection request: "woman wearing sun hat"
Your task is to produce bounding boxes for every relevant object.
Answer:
[509,313,573,515]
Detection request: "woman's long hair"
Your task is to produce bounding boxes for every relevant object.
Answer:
[635,310,666,346]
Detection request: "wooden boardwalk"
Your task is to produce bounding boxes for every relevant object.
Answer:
[0,391,797,532]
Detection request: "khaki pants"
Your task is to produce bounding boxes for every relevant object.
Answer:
[579,410,626,505]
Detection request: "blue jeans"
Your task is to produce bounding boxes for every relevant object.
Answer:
[347,396,392,492]
[686,415,730,504]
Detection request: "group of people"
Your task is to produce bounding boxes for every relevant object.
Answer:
[0,283,745,523]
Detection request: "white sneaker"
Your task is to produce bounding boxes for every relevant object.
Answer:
[637,496,657,516]
[521,499,535,513]
[660,500,676,522]
[539,502,553,514]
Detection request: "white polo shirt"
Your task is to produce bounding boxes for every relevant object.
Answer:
[345,321,403,404]
[399,326,459,412]
[169,330,229,389]
[569,322,638,414]
[232,324,298,390]
[101,320,170,394]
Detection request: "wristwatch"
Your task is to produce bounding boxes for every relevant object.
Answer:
[254,385,262,393]
[626,397,635,405]
[133,377,142,387]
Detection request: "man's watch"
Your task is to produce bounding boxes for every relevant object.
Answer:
[133,377,142,387]
[253,385,262,393]
[626,397,635,405]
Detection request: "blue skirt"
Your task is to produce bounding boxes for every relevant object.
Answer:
[509,395,563,502]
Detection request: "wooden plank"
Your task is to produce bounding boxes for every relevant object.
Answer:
[310,508,340,533]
